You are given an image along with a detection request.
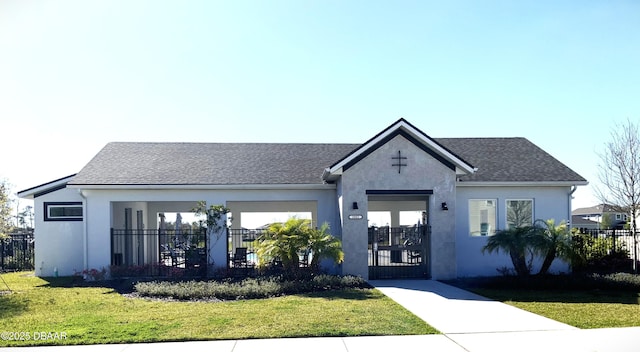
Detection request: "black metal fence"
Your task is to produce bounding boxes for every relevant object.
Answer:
[228,228,264,269]
[110,228,207,278]
[368,226,430,279]
[572,228,639,272]
[1,232,34,271]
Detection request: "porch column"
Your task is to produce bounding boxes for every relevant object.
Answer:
[202,197,230,270]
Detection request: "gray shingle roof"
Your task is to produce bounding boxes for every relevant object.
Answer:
[436,137,586,183]
[68,138,586,186]
[68,143,360,185]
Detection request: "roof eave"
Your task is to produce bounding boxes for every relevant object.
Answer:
[17,174,77,199]
[456,180,589,187]
[66,183,337,191]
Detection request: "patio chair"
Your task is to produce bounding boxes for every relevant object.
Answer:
[232,247,248,268]
[299,250,310,267]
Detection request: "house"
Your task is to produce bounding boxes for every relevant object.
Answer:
[570,215,600,231]
[572,204,628,230]
[18,119,587,279]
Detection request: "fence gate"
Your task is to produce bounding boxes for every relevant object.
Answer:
[368,226,430,279]
[1,233,35,271]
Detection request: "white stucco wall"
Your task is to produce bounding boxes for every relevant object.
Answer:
[339,135,458,280]
[455,185,573,277]
[33,187,84,276]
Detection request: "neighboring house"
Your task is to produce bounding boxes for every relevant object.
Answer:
[18,119,587,279]
[571,215,600,231]
[572,204,628,230]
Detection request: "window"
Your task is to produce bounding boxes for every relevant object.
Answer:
[44,202,83,221]
[616,214,621,220]
[506,199,533,229]
[469,199,496,236]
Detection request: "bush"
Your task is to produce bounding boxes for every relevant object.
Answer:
[134,274,368,301]
[571,233,631,272]
[451,272,640,292]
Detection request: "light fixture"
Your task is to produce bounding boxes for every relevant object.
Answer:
[441,202,448,211]
[352,202,359,210]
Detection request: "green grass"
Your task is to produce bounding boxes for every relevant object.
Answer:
[0,272,436,346]
[471,288,640,329]
[449,275,640,329]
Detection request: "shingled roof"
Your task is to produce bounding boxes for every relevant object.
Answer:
[68,143,360,186]
[68,138,586,186]
[436,137,586,183]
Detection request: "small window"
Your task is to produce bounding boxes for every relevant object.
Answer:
[506,199,533,229]
[44,202,83,221]
[616,214,622,220]
[469,199,497,236]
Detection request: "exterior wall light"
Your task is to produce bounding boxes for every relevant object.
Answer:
[441,202,449,211]
[352,202,359,210]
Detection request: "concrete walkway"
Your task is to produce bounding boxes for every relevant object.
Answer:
[3,280,639,352]
[370,280,640,352]
[370,279,576,334]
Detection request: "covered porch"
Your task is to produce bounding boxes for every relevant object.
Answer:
[108,200,321,278]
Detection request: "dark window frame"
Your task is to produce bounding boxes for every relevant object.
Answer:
[44,202,83,222]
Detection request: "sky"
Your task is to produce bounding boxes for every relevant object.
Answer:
[1,1,639,214]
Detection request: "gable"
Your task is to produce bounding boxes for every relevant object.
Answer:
[340,133,459,191]
[323,118,476,181]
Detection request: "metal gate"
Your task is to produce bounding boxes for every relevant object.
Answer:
[368,225,430,279]
[1,233,35,271]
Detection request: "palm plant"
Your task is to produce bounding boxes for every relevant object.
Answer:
[482,225,540,276]
[255,218,344,271]
[532,219,574,275]
[307,222,344,269]
[256,218,309,271]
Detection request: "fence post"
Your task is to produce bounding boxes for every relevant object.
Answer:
[612,228,616,254]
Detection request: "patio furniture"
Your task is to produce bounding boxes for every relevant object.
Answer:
[232,247,249,268]
[299,250,310,267]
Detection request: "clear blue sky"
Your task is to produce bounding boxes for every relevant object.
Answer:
[1,1,639,211]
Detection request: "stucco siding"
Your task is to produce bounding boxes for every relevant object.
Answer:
[33,187,84,276]
[339,135,458,280]
[456,185,572,277]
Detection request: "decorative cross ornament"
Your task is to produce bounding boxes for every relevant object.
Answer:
[391,150,407,173]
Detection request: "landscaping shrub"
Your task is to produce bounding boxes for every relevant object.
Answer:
[571,233,631,273]
[450,272,640,292]
[134,274,368,301]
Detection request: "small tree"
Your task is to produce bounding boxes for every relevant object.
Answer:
[533,219,574,275]
[482,226,539,276]
[256,218,309,271]
[0,180,14,238]
[596,118,640,273]
[307,222,344,269]
[600,213,614,230]
[255,218,344,272]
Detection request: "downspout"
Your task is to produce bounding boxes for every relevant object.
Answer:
[78,189,88,271]
[568,185,577,230]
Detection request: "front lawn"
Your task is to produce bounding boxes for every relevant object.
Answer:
[448,273,640,329]
[0,272,436,346]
